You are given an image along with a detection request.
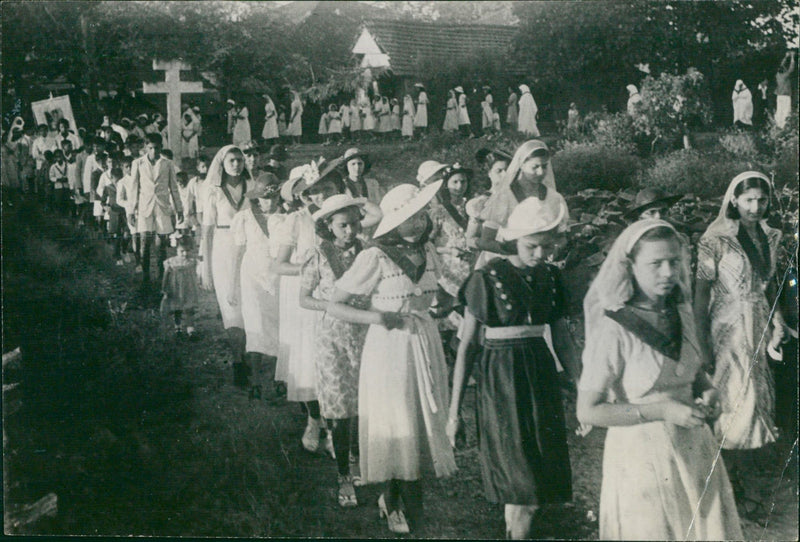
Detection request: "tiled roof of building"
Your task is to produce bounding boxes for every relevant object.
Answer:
[361,18,520,76]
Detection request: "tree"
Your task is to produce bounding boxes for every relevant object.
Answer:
[632,68,714,151]
[510,1,789,120]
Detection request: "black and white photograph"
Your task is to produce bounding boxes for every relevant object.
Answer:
[2,1,798,539]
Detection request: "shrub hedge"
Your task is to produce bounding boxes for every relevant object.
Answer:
[552,142,642,193]
[637,148,765,197]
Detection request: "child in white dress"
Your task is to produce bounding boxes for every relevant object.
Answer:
[327,182,457,534]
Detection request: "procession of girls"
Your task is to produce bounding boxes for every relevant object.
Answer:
[196,129,792,538]
[246,83,540,146]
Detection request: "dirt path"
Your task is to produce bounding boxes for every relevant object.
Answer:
[3,191,797,539]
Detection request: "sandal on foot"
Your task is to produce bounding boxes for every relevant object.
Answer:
[322,432,336,459]
[301,419,321,453]
[378,494,409,534]
[337,474,358,508]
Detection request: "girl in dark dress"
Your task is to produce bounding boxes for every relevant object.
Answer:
[447,195,581,539]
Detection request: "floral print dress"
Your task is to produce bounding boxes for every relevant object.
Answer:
[300,241,369,419]
[696,223,782,448]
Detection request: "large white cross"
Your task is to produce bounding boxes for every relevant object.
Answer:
[143,59,203,153]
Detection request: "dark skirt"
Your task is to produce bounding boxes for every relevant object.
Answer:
[476,335,572,505]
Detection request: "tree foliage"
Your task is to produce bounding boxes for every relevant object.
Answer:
[632,68,714,149]
[510,1,790,118]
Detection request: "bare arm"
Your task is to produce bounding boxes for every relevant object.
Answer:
[475,224,514,255]
[200,225,214,290]
[326,287,406,330]
[360,200,382,229]
[465,218,481,250]
[299,286,328,311]
[273,245,301,276]
[228,245,245,306]
[576,389,706,429]
[447,311,479,427]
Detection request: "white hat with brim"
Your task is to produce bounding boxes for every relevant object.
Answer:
[281,165,308,202]
[416,160,448,186]
[498,195,568,241]
[373,180,443,238]
[414,83,425,88]
[454,86,464,93]
[312,194,367,222]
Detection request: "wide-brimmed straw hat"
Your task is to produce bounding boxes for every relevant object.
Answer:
[312,194,368,222]
[416,160,448,186]
[454,86,464,93]
[292,157,344,196]
[624,188,683,218]
[245,176,281,199]
[414,82,425,88]
[498,195,568,241]
[342,147,371,173]
[373,181,443,238]
[281,165,309,202]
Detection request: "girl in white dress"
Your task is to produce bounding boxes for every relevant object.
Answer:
[287,91,303,145]
[577,220,743,540]
[200,145,254,388]
[274,161,345,455]
[232,104,251,147]
[349,97,361,139]
[401,95,415,140]
[456,86,471,138]
[230,175,283,399]
[261,94,279,143]
[442,89,459,132]
[327,182,457,534]
[413,84,428,134]
[362,95,376,138]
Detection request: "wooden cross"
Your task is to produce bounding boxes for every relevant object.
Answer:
[143,59,203,152]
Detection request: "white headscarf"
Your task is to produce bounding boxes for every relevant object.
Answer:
[206,144,249,187]
[502,139,556,191]
[702,171,772,240]
[583,219,693,350]
[626,84,639,95]
[519,84,531,94]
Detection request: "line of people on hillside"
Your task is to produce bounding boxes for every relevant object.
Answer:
[3,110,795,538]
[229,83,546,148]
[177,136,794,538]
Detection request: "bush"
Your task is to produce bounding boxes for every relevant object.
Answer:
[718,130,760,160]
[552,142,642,193]
[637,149,765,197]
[633,68,714,151]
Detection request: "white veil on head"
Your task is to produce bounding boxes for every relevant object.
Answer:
[502,139,556,191]
[206,144,246,187]
[583,219,692,346]
[702,170,772,240]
